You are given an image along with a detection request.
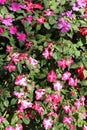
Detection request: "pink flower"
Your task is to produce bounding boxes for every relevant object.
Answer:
[2,17,12,26]
[68,77,78,87]
[10,3,21,12]
[33,3,43,10]
[3,63,16,73]
[13,91,24,98]
[17,33,26,42]
[28,57,38,69]
[10,26,17,34]
[47,112,58,119]
[42,118,53,130]
[63,116,72,125]
[15,75,27,86]
[32,102,44,115]
[53,81,62,91]
[5,126,15,130]
[47,70,57,82]
[44,9,53,16]
[57,59,67,70]
[18,54,27,61]
[15,124,23,130]
[0,0,6,5]
[35,89,45,100]
[42,48,52,59]
[36,17,45,24]
[25,41,33,50]
[62,105,71,114]
[74,100,81,110]
[0,117,4,123]
[62,71,71,81]
[6,46,13,52]
[81,112,86,120]
[27,15,33,24]
[83,126,87,130]
[0,28,4,34]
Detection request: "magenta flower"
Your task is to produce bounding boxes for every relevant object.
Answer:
[0,0,6,5]
[10,3,21,12]
[27,15,33,24]
[15,75,27,86]
[57,18,71,33]
[0,117,4,123]
[74,100,81,110]
[42,47,52,60]
[42,118,53,130]
[0,28,4,35]
[2,17,13,26]
[10,26,17,35]
[47,70,57,82]
[62,105,71,114]
[17,33,26,42]
[25,41,33,50]
[36,17,45,24]
[53,81,62,91]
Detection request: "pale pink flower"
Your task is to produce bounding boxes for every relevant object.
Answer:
[47,70,57,82]
[66,57,74,67]
[68,77,78,87]
[13,91,24,98]
[17,33,26,42]
[2,17,12,26]
[62,71,71,81]
[80,96,85,106]
[28,57,38,69]
[10,26,17,35]
[36,17,45,24]
[11,52,20,64]
[74,100,81,110]
[53,81,62,91]
[3,63,16,73]
[5,126,15,130]
[15,75,27,87]
[15,124,23,130]
[27,15,33,24]
[10,3,21,12]
[62,105,71,114]
[18,100,32,110]
[42,118,53,130]
[35,89,45,100]
[0,0,6,5]
[0,117,4,123]
[6,46,13,52]
[47,112,58,119]
[57,59,67,70]
[44,9,53,16]
[81,112,86,120]
[63,116,72,125]
[83,126,87,130]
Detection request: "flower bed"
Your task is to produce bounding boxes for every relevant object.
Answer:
[0,0,87,130]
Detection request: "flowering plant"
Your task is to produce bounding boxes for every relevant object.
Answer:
[0,0,87,130]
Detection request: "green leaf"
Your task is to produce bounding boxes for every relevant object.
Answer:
[11,114,18,125]
[4,100,9,107]
[11,98,17,105]
[23,118,30,125]
[44,22,50,30]
[36,24,41,31]
[83,70,87,78]
[80,81,87,86]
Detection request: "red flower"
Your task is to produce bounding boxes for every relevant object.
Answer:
[75,66,86,80]
[78,27,87,36]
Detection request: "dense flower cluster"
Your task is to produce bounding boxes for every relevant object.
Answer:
[0,0,87,130]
